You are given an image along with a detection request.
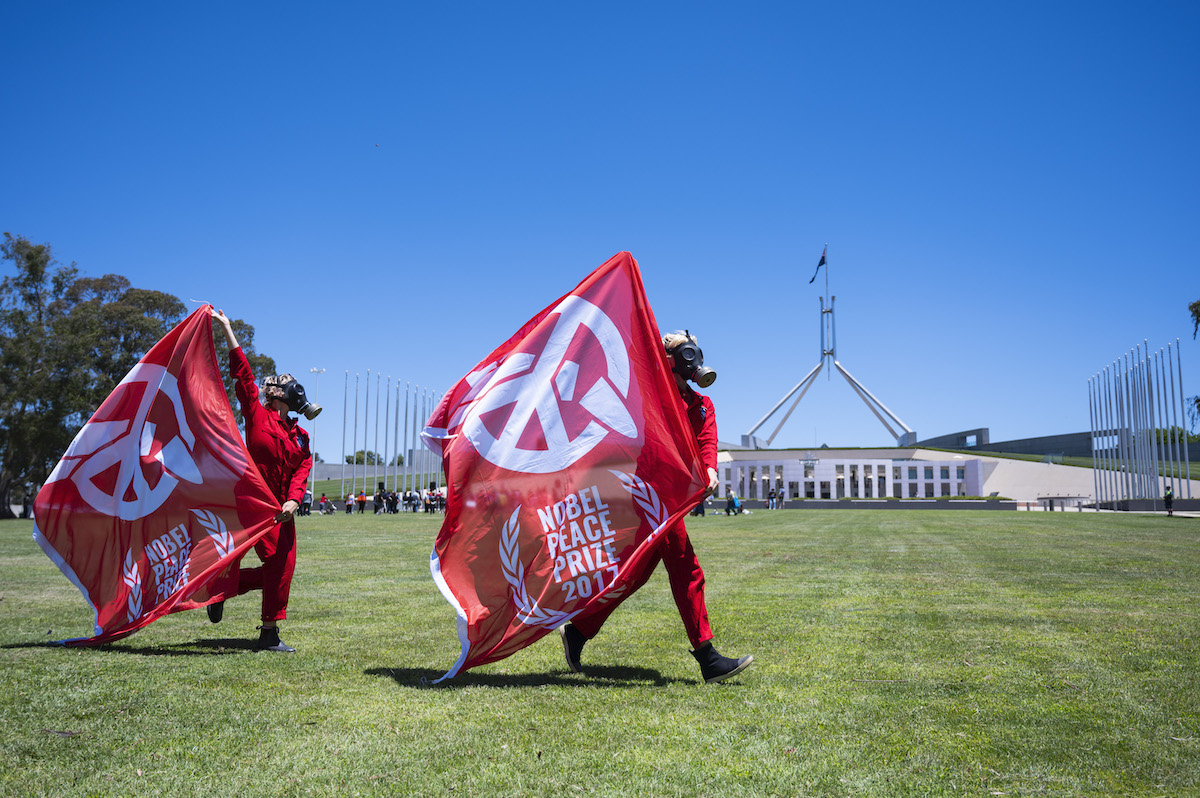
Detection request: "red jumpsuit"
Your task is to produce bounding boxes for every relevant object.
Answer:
[571,386,716,649]
[230,347,312,621]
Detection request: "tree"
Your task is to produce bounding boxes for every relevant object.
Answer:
[345,450,383,465]
[0,235,184,516]
[0,234,273,517]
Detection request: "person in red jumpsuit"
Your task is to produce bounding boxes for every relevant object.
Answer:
[209,309,315,652]
[560,331,754,684]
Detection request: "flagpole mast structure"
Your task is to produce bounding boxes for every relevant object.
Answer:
[308,367,324,498]
[743,245,916,449]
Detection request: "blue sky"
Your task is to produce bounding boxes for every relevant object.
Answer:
[5,2,1198,457]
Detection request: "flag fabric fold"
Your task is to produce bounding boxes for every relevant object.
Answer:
[422,252,708,679]
[33,305,280,646]
[808,245,827,284]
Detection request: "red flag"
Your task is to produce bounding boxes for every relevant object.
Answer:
[33,305,280,645]
[423,252,708,679]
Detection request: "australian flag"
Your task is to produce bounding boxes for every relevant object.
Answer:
[808,246,827,284]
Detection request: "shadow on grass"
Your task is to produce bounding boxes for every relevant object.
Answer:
[365,664,693,689]
[1,637,261,655]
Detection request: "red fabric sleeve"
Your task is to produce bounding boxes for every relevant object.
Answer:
[696,394,718,472]
[286,427,313,504]
[229,346,259,410]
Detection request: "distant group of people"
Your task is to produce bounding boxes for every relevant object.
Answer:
[335,489,445,514]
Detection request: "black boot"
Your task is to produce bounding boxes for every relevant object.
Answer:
[206,600,224,624]
[560,623,586,672]
[256,625,296,653]
[691,643,753,684]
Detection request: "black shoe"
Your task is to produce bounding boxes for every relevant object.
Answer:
[256,625,296,653]
[691,643,753,684]
[206,600,224,624]
[560,623,586,673]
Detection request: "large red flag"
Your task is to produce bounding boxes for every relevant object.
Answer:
[33,305,280,645]
[423,252,707,679]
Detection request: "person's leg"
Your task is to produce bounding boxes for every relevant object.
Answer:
[661,523,753,683]
[659,524,713,649]
[256,520,297,652]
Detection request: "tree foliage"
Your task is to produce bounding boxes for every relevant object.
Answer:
[345,450,384,465]
[0,234,273,517]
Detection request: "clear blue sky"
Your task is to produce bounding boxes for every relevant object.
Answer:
[5,2,1198,457]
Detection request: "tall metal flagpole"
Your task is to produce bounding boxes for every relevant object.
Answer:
[1146,344,1160,507]
[1167,343,1182,497]
[1178,339,1193,497]
[340,370,348,502]
[410,385,419,494]
[352,373,360,501]
[308,367,325,498]
[433,392,442,493]
[420,388,427,491]
[372,372,376,494]
[363,368,370,494]
[1104,365,1116,505]
[403,383,411,495]
[1118,361,1129,500]
[1088,376,1100,510]
[383,375,391,494]
[1156,350,1169,500]
[393,382,401,492]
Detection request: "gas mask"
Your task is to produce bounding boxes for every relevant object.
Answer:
[266,374,323,420]
[282,378,322,420]
[668,332,717,389]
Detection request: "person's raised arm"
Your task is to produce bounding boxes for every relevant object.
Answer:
[212,308,240,350]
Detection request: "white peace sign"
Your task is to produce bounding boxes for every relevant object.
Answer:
[459,296,638,474]
[47,363,203,520]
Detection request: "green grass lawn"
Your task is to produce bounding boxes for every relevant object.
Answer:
[2,510,1198,797]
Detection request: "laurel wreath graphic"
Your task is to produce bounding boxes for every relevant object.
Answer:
[122,550,143,622]
[498,506,577,629]
[598,470,671,606]
[191,508,234,559]
[609,470,669,528]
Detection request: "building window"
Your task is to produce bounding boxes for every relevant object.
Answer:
[893,466,902,481]
[925,483,935,498]
[820,481,831,499]
[806,481,816,499]
[941,483,950,496]
[940,466,950,479]
[956,466,965,480]
[924,466,934,480]
[908,483,918,498]
[908,467,917,480]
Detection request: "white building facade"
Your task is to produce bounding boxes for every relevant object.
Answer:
[716,449,984,501]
